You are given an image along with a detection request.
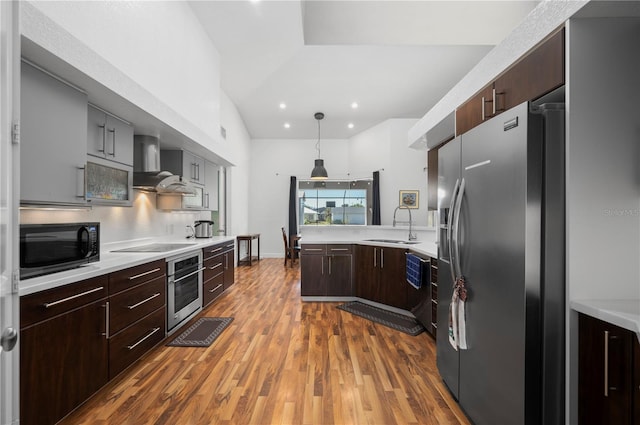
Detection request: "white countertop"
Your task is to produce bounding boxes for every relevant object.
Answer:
[571,299,640,341]
[300,239,438,258]
[19,235,236,296]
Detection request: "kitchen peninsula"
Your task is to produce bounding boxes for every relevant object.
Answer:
[299,226,438,336]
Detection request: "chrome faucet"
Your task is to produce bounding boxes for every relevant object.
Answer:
[393,205,417,241]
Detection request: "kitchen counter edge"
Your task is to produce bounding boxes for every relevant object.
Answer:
[19,236,236,296]
[300,239,438,258]
[571,299,640,342]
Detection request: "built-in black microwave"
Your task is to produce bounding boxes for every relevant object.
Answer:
[20,222,100,279]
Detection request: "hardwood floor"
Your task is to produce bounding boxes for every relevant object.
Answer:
[61,258,469,425]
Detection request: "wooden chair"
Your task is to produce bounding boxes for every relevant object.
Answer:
[282,227,301,267]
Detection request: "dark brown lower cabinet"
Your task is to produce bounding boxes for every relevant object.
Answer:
[579,313,640,425]
[301,244,353,296]
[203,247,225,307]
[223,242,235,290]
[354,245,407,309]
[20,278,109,425]
[20,260,168,425]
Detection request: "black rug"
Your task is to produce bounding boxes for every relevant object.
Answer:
[337,301,425,336]
[167,317,233,347]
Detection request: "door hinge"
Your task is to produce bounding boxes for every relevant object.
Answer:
[11,123,20,144]
[12,269,19,293]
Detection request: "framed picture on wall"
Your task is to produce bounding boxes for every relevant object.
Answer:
[399,190,419,209]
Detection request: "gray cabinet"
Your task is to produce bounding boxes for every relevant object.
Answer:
[161,149,205,185]
[87,105,134,166]
[204,160,219,210]
[20,61,88,206]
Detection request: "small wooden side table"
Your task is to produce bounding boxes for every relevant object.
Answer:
[237,234,260,266]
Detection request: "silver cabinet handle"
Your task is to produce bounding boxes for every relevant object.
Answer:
[103,301,110,338]
[373,247,377,268]
[604,330,609,397]
[98,124,106,153]
[321,257,324,275]
[492,88,497,115]
[330,248,349,252]
[127,292,161,310]
[209,284,223,293]
[305,248,323,252]
[381,249,384,269]
[43,286,104,308]
[107,128,116,157]
[174,267,206,283]
[208,263,223,271]
[226,244,235,249]
[329,256,332,275]
[481,96,486,121]
[128,267,161,281]
[76,165,86,199]
[127,327,160,350]
[208,247,223,254]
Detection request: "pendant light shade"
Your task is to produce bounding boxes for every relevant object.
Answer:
[310,159,328,180]
[310,112,328,180]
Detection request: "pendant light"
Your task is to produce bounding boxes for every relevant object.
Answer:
[310,112,328,180]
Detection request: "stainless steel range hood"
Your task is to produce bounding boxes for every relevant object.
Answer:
[133,135,196,195]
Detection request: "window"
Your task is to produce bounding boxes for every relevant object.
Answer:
[299,180,371,226]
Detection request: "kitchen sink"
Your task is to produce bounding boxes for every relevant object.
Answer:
[364,239,421,245]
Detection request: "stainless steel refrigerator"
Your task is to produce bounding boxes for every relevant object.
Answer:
[437,99,565,425]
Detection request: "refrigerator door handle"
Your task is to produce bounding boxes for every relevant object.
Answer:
[447,179,460,284]
[452,178,466,278]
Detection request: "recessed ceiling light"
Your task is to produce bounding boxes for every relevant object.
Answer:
[284,122,290,129]
[348,123,354,129]
[279,102,286,110]
[351,102,358,109]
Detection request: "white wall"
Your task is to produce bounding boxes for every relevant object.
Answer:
[348,119,427,226]
[250,137,350,257]
[222,92,251,236]
[567,18,640,302]
[566,17,640,425]
[250,118,427,257]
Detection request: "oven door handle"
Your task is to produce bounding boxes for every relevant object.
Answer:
[172,266,206,283]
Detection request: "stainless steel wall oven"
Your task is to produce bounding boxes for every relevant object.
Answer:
[166,250,204,332]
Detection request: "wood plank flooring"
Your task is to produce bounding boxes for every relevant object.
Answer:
[61,258,469,425]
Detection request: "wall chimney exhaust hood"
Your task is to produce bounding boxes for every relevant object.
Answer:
[132,135,196,195]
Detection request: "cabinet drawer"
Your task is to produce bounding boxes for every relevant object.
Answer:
[109,275,166,335]
[327,244,353,254]
[203,254,224,282]
[301,244,326,255]
[21,275,108,328]
[203,243,226,259]
[109,259,165,294]
[203,274,225,308]
[223,242,235,254]
[109,307,165,379]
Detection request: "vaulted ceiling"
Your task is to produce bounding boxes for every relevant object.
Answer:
[189,1,539,140]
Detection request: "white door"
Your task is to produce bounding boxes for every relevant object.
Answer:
[0,1,20,424]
